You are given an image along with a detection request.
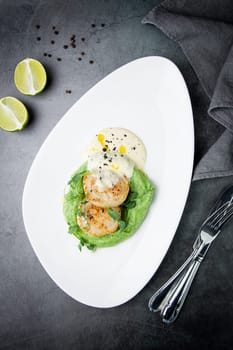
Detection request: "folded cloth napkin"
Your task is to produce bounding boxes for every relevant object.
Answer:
[142,0,233,181]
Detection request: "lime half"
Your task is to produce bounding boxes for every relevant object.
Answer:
[14,58,47,95]
[0,97,28,131]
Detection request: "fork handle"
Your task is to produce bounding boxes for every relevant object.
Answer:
[148,250,196,312]
[161,258,201,324]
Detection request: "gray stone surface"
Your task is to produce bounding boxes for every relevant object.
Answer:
[0,1,233,349]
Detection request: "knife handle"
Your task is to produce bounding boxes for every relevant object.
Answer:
[161,258,201,324]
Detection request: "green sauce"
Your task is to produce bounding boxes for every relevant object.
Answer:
[63,162,155,250]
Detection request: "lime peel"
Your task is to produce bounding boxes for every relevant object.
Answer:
[0,97,28,132]
[14,58,47,96]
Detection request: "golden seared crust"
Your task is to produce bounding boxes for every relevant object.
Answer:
[77,202,121,237]
[83,173,129,207]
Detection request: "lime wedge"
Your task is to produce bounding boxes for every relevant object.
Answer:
[14,58,47,95]
[0,97,28,131]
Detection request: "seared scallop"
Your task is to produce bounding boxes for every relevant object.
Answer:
[77,202,121,236]
[83,170,129,207]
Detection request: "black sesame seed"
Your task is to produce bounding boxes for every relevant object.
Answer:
[81,52,85,56]
[81,37,85,42]
[78,57,82,61]
[71,44,76,48]
[101,23,105,27]
[113,147,116,151]
[63,45,68,49]
[104,154,108,159]
[100,177,102,180]
[37,37,41,41]
[52,26,56,30]
[43,53,47,56]
[132,147,136,150]
[48,54,52,57]
[54,30,59,35]
[89,60,94,64]
[109,159,112,162]
[57,57,62,61]
[103,163,108,166]
[36,25,40,29]
[51,40,55,44]
[92,24,96,28]
[99,166,102,169]
[102,147,107,152]
[124,134,127,137]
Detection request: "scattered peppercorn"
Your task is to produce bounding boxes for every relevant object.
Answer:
[81,37,85,42]
[52,26,56,30]
[81,52,85,56]
[36,25,40,29]
[51,40,55,44]
[43,53,47,56]
[48,54,52,57]
[63,45,68,49]
[78,57,82,61]
[89,60,94,64]
[71,43,76,48]
[57,57,62,61]
[101,23,105,27]
[37,37,41,41]
[65,90,72,94]
[54,30,59,35]
[92,24,96,28]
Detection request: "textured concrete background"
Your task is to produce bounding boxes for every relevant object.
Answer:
[0,1,233,349]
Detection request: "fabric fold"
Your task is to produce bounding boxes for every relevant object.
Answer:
[142,0,233,181]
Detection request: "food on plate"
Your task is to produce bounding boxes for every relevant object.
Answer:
[63,127,154,251]
[77,202,121,236]
[83,170,129,207]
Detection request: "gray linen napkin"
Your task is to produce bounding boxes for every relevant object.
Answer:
[142,0,233,181]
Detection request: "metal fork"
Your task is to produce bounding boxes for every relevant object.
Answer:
[148,197,233,324]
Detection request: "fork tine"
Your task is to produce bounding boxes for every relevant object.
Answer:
[212,205,233,230]
[210,201,233,226]
[204,201,233,227]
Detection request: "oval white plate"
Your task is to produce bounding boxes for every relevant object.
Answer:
[22,56,194,308]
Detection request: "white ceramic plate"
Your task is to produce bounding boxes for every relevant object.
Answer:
[22,56,194,308]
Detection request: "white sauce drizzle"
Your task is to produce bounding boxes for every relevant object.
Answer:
[86,127,146,190]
